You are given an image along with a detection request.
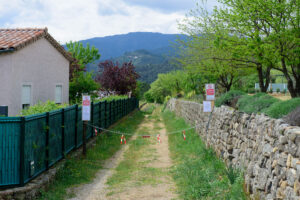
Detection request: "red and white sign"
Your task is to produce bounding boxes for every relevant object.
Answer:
[82,95,91,121]
[205,84,215,100]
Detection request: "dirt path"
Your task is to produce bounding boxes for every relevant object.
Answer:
[68,106,178,200]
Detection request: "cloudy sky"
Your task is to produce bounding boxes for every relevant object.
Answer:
[0,0,220,43]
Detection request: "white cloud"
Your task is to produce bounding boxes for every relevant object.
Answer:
[0,0,218,43]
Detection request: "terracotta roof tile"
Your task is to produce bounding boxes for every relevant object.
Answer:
[0,28,46,50]
[0,28,74,62]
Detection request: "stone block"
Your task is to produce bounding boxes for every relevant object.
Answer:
[280,135,288,144]
[286,168,297,186]
[263,143,273,157]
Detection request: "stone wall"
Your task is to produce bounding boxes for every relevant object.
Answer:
[167,99,300,200]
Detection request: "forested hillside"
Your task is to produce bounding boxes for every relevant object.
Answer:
[75,32,184,83]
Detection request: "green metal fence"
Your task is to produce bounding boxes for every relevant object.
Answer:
[0,98,138,188]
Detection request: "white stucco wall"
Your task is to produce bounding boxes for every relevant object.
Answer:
[0,38,69,116]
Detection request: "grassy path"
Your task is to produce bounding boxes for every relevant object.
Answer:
[101,105,178,200]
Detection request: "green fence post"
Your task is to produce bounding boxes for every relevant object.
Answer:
[112,100,115,123]
[45,112,50,170]
[61,108,65,158]
[91,102,94,137]
[118,100,120,119]
[104,101,107,128]
[123,99,125,116]
[74,105,78,149]
[19,117,25,186]
[109,101,112,126]
[99,102,101,130]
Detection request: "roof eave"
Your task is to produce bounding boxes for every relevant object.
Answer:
[0,48,15,54]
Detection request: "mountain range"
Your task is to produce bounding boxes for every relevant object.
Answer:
[74,32,186,83]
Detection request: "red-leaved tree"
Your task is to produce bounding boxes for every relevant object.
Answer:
[96,60,140,95]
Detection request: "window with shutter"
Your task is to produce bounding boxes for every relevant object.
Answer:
[55,85,62,104]
[22,85,31,109]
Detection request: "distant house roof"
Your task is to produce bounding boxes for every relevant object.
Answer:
[0,28,74,62]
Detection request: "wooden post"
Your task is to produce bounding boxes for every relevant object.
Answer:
[104,101,107,128]
[61,108,65,157]
[91,102,94,137]
[19,117,25,186]
[45,112,50,170]
[82,121,87,157]
[74,105,78,148]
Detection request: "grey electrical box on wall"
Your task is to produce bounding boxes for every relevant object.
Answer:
[0,106,8,117]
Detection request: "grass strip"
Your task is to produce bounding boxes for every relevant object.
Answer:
[106,106,164,195]
[162,110,248,200]
[38,110,144,200]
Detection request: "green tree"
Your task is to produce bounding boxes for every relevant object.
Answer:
[69,72,100,103]
[66,41,101,72]
[66,41,101,102]
[178,0,299,97]
[214,0,299,96]
[177,3,255,92]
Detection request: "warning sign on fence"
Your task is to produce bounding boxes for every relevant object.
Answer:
[205,84,215,101]
[82,95,91,121]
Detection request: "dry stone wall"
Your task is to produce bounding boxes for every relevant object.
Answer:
[167,99,300,200]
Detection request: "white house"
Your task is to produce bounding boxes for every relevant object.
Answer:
[0,28,74,116]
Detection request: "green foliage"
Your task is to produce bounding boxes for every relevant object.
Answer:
[237,93,279,114]
[215,90,246,107]
[178,0,300,97]
[66,41,101,103]
[263,98,300,119]
[66,41,100,70]
[21,101,68,116]
[248,88,255,94]
[145,70,202,104]
[161,95,172,112]
[232,74,258,93]
[134,81,150,100]
[162,111,247,199]
[144,91,154,103]
[69,72,100,103]
[94,95,128,102]
[225,165,242,185]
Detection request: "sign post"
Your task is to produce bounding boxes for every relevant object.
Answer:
[204,84,215,135]
[82,95,91,157]
[204,84,215,112]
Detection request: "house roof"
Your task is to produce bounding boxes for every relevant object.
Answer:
[0,28,74,62]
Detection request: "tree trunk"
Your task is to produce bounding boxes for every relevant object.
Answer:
[257,64,271,92]
[281,58,299,98]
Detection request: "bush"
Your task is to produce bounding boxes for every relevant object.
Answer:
[276,88,280,93]
[21,101,68,116]
[144,91,154,103]
[94,95,128,102]
[237,93,279,114]
[263,98,300,119]
[215,90,246,107]
[248,88,255,94]
[284,106,300,126]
